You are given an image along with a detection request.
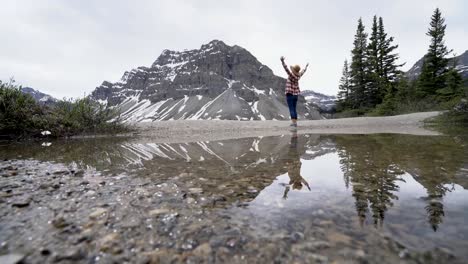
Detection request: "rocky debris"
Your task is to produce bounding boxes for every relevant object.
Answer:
[90,40,322,122]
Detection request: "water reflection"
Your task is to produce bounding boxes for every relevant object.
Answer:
[333,134,467,231]
[1,133,467,235]
[335,135,406,228]
[282,132,310,199]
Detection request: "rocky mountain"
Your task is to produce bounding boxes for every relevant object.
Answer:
[406,50,468,80]
[90,40,321,122]
[301,90,336,112]
[21,87,57,105]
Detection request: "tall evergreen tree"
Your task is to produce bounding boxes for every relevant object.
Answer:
[337,59,351,110]
[417,8,452,98]
[378,17,404,94]
[368,16,404,108]
[372,17,405,114]
[367,16,382,107]
[349,18,370,109]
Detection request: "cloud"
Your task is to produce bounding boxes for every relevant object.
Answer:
[1,0,466,98]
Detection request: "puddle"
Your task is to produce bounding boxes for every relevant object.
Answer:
[0,133,467,263]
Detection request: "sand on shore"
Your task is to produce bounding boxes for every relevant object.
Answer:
[133,111,442,143]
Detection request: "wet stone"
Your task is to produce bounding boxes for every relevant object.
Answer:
[189,187,203,194]
[149,208,171,216]
[51,216,69,229]
[11,195,32,207]
[89,207,107,219]
[53,247,87,262]
[0,253,24,264]
[73,170,85,177]
[192,243,212,256]
[308,253,328,263]
[99,233,123,255]
[290,232,305,242]
[181,238,198,250]
[39,182,52,189]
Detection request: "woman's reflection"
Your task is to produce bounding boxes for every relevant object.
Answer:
[283,131,310,199]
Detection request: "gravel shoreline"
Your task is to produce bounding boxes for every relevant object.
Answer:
[134,111,442,143]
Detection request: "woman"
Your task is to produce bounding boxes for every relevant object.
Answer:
[280,56,309,127]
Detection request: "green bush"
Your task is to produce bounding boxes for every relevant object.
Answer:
[371,98,441,116]
[333,108,370,118]
[0,81,45,137]
[47,98,127,137]
[0,80,128,139]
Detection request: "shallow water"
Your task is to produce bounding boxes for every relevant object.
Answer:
[1,133,467,263]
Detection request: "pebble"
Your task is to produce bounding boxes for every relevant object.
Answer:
[53,247,86,261]
[89,208,108,219]
[189,188,203,194]
[11,196,32,207]
[51,216,69,229]
[99,233,122,254]
[73,170,85,177]
[192,243,212,255]
[309,241,331,250]
[309,253,328,262]
[149,208,171,216]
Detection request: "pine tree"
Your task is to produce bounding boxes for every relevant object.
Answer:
[437,57,464,100]
[349,18,370,109]
[366,16,382,107]
[337,59,351,110]
[439,70,463,101]
[417,8,452,98]
[378,17,404,96]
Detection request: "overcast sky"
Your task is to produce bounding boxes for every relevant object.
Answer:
[1,0,467,98]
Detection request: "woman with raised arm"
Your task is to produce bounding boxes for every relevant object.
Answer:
[280,56,309,127]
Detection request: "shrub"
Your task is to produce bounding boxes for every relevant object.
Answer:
[0,80,128,139]
[0,81,45,137]
[47,98,127,137]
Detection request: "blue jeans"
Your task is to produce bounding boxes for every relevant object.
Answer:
[286,93,298,119]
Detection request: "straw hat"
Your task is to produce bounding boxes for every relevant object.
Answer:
[290,65,301,76]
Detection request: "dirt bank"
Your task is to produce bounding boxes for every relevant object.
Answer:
[134,111,442,143]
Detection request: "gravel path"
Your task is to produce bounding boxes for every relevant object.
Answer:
[135,111,442,143]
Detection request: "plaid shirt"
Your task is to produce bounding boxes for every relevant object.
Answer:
[282,59,306,95]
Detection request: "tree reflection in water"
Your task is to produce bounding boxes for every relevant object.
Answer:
[334,134,466,231]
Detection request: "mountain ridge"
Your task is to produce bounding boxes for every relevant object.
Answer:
[406,50,468,80]
[20,87,57,105]
[90,40,323,122]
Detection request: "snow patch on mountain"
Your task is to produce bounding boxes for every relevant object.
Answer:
[301,90,337,112]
